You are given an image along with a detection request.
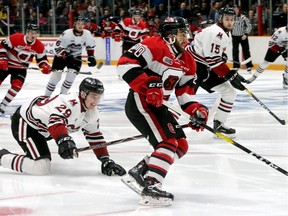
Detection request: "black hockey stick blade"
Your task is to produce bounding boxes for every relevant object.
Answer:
[245,88,286,125]
[97,61,104,69]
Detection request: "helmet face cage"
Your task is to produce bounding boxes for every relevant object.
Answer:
[159,17,190,38]
[79,78,104,95]
[218,7,236,23]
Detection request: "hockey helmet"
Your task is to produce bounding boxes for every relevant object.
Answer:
[26,24,39,32]
[75,16,85,24]
[132,8,142,16]
[79,77,104,95]
[218,7,236,22]
[159,16,190,38]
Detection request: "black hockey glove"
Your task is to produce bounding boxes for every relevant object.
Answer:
[99,156,126,176]
[225,70,247,91]
[56,135,77,159]
[222,52,228,63]
[88,56,97,67]
[281,49,287,61]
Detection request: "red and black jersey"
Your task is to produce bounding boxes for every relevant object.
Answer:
[101,20,118,37]
[114,17,149,42]
[117,36,198,110]
[0,33,49,68]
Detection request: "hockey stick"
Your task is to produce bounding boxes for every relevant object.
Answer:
[75,124,189,154]
[245,88,286,125]
[162,101,288,176]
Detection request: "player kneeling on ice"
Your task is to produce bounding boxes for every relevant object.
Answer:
[117,17,208,206]
[0,77,126,176]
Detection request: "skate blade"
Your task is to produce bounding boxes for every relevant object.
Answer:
[121,175,143,196]
[139,196,173,207]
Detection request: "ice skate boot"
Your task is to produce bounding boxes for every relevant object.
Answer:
[139,177,174,206]
[213,120,236,138]
[121,155,149,195]
[0,103,6,114]
[0,149,10,166]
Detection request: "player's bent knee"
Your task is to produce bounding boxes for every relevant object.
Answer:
[176,138,189,159]
[11,79,24,90]
[30,158,51,175]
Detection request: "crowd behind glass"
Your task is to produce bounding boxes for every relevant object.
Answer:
[0,0,287,37]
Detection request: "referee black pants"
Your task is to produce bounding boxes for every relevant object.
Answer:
[232,35,253,69]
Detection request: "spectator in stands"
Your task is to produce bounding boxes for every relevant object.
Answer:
[154,3,168,20]
[173,2,191,19]
[273,3,288,30]
[248,9,257,35]
[209,1,221,22]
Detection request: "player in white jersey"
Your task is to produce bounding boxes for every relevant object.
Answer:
[186,7,246,138]
[44,16,97,97]
[0,78,126,176]
[245,25,288,88]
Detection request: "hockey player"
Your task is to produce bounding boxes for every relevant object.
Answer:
[101,17,118,38]
[0,24,51,114]
[245,25,288,88]
[44,16,97,97]
[117,17,208,206]
[0,77,126,176]
[112,8,149,54]
[186,7,246,138]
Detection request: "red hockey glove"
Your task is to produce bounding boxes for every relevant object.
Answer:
[185,103,209,132]
[146,77,164,107]
[0,59,8,71]
[39,62,52,74]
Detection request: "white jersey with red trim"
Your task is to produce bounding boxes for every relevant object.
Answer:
[115,17,148,41]
[187,23,232,77]
[19,93,105,151]
[0,32,48,67]
[54,29,96,58]
[269,26,288,50]
[117,36,197,109]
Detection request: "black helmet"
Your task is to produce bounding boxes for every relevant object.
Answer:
[26,24,39,32]
[218,7,236,22]
[159,16,189,38]
[75,16,85,23]
[132,8,142,16]
[79,78,104,94]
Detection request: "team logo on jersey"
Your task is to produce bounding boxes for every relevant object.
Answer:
[167,123,176,134]
[216,32,223,39]
[163,57,173,65]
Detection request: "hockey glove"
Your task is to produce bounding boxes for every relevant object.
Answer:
[100,156,126,176]
[0,58,8,71]
[56,135,77,159]
[88,56,97,67]
[146,78,164,107]
[39,62,52,74]
[225,70,246,91]
[281,49,287,61]
[222,52,228,63]
[185,103,209,132]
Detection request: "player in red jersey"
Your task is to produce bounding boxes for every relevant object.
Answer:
[0,24,51,114]
[118,17,208,206]
[101,17,118,38]
[112,8,149,54]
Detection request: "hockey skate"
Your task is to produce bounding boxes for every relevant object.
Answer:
[0,149,10,166]
[121,156,149,195]
[283,74,288,89]
[0,103,6,114]
[139,177,174,206]
[213,120,236,139]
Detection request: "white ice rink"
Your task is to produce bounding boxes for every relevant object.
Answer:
[0,66,287,216]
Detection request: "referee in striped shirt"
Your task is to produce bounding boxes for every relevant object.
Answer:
[231,5,253,72]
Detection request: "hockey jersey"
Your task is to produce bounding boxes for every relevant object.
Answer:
[117,35,197,110]
[114,18,148,42]
[269,26,288,53]
[19,93,108,157]
[54,29,96,58]
[0,32,49,67]
[187,23,232,77]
